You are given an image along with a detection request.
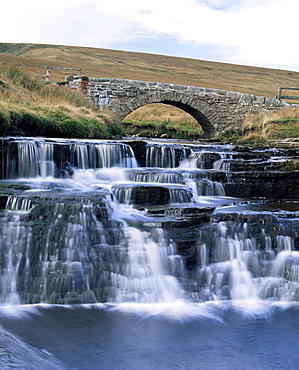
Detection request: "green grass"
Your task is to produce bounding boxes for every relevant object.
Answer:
[266,119,299,139]
[121,119,204,139]
[216,116,299,146]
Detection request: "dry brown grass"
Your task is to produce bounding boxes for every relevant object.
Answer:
[0,66,107,120]
[243,107,299,128]
[126,103,198,126]
[0,66,113,138]
[2,43,299,142]
[237,106,299,143]
[1,43,299,99]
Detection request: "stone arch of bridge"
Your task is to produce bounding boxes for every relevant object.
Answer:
[118,93,215,138]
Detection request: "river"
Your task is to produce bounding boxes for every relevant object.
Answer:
[0,137,299,369]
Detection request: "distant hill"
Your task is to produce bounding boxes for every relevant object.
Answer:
[1,43,299,99]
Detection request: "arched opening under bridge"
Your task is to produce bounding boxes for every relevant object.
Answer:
[121,102,213,139]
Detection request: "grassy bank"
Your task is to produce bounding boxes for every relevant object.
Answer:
[1,43,299,144]
[217,106,299,145]
[0,62,298,145]
[0,66,120,138]
[121,103,299,144]
[0,66,203,140]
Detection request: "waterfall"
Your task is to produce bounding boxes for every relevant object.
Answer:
[39,142,55,178]
[169,187,194,203]
[5,140,55,179]
[112,186,133,205]
[183,151,207,169]
[146,145,187,168]
[110,227,182,303]
[146,146,174,167]
[2,138,137,180]
[185,221,299,302]
[194,179,225,196]
[127,170,184,184]
[0,198,33,305]
[5,196,33,212]
[182,150,223,169]
[112,184,194,205]
[70,144,89,169]
[70,142,138,169]
[213,153,233,171]
[213,159,231,171]
[1,137,299,307]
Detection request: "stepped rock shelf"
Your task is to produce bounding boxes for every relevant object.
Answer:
[0,137,299,305]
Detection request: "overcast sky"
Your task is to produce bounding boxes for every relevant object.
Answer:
[2,0,299,71]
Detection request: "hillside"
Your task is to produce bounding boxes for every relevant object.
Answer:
[1,43,299,98]
[1,43,299,143]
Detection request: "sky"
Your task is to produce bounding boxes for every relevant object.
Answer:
[2,0,299,71]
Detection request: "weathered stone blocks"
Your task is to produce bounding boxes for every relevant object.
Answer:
[70,78,288,138]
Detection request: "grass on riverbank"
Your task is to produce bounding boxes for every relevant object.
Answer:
[122,104,299,144]
[0,66,118,138]
[1,66,299,145]
[219,106,299,145]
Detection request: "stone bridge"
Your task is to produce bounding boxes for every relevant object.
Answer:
[70,77,288,138]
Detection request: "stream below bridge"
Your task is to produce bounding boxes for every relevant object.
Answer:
[0,136,299,369]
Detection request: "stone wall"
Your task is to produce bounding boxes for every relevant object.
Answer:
[70,78,289,138]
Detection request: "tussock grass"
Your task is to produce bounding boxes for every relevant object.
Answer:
[243,107,299,131]
[0,66,115,138]
[222,106,299,145]
[0,66,94,109]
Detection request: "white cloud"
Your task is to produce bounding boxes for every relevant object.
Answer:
[129,0,299,70]
[1,0,299,70]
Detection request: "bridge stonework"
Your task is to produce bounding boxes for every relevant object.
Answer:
[70,78,288,138]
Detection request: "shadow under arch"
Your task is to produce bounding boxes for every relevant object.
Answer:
[161,100,214,138]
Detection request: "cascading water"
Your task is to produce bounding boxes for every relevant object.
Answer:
[5,196,33,212]
[39,142,55,178]
[1,137,299,369]
[110,227,182,304]
[127,169,184,184]
[213,153,233,171]
[4,139,55,179]
[0,196,33,305]
[2,138,137,180]
[0,137,299,306]
[69,142,138,169]
[1,136,299,307]
[146,145,177,168]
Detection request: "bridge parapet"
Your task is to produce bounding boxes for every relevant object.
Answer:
[70,77,288,138]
